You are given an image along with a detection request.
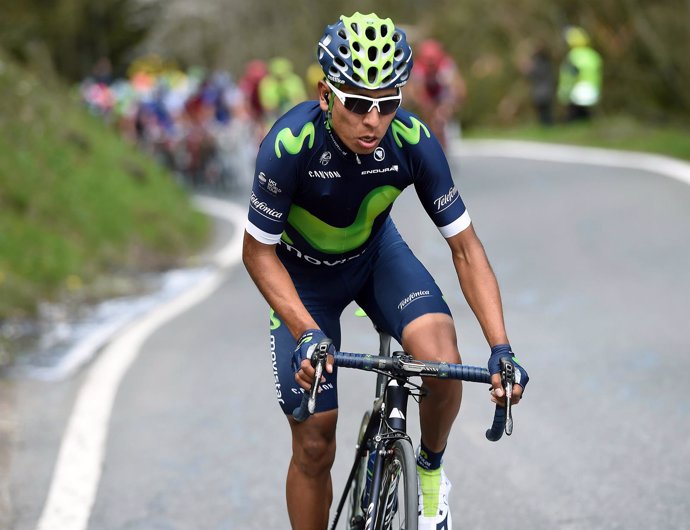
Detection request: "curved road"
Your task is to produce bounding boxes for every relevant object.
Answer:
[2,142,690,529]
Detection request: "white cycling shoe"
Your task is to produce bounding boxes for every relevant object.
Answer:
[417,465,453,530]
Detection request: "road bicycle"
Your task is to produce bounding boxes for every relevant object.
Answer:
[293,330,516,530]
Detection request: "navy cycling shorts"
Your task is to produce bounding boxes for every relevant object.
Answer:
[269,218,452,415]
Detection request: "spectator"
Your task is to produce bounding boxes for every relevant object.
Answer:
[524,44,556,126]
[557,26,603,122]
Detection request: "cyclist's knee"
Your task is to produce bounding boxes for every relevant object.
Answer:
[290,412,337,477]
[294,435,336,476]
[402,313,460,364]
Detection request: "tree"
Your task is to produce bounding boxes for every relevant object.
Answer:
[0,0,160,80]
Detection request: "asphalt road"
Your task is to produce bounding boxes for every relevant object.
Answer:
[2,142,690,530]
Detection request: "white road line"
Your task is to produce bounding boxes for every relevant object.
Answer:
[452,139,690,186]
[35,198,246,530]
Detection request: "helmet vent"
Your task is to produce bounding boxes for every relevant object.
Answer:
[338,28,347,39]
[394,48,403,61]
[365,26,377,41]
[382,43,391,54]
[382,74,392,84]
[350,23,359,34]
[367,67,377,84]
[329,66,340,77]
[335,57,346,68]
[338,45,350,58]
[368,46,378,61]
[392,31,401,43]
[381,25,389,38]
[352,41,361,53]
[353,72,362,83]
[353,58,362,69]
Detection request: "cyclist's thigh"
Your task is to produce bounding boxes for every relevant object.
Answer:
[270,263,349,416]
[355,220,451,342]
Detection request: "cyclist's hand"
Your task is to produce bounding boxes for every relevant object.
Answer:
[292,329,335,391]
[488,344,529,406]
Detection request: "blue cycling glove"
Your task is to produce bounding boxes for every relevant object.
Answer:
[292,329,335,373]
[488,344,529,389]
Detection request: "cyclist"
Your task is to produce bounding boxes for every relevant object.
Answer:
[406,38,466,149]
[242,12,528,530]
[258,57,308,128]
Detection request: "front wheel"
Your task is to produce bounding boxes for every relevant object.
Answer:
[374,438,418,530]
[346,411,371,530]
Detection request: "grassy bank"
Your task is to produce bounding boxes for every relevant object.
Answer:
[465,115,690,163]
[0,54,209,319]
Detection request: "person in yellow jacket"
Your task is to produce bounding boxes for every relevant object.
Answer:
[557,26,603,121]
[258,57,307,127]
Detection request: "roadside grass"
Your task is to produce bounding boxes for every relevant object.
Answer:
[465,115,690,162]
[0,54,210,320]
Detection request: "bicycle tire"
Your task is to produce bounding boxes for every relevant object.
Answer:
[346,411,371,530]
[374,438,418,530]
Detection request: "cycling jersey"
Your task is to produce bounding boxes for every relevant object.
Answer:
[246,101,471,267]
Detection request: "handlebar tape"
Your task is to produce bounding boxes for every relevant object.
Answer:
[485,404,506,441]
[292,392,311,423]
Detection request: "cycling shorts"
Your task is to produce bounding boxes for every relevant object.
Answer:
[269,217,452,415]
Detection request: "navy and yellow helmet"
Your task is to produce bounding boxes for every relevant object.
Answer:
[317,12,413,89]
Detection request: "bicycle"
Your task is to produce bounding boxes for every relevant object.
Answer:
[293,330,516,530]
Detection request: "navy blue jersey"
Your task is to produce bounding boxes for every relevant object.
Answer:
[246,101,470,265]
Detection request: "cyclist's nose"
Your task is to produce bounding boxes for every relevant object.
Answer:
[362,106,381,126]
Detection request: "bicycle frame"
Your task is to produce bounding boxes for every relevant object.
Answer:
[330,331,413,530]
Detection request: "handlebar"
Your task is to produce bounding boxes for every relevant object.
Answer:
[292,351,516,442]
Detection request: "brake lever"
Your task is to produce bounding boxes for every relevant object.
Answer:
[307,341,330,414]
[500,358,515,436]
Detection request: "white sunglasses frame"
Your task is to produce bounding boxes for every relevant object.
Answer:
[325,80,402,115]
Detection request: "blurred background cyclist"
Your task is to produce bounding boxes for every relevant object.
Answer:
[406,38,467,149]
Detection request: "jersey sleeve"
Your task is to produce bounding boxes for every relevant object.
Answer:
[410,124,471,238]
[245,129,299,245]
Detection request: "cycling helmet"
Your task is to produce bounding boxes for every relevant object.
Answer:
[317,12,413,89]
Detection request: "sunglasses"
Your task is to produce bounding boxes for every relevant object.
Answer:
[326,80,402,116]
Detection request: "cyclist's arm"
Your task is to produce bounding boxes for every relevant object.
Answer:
[446,224,508,346]
[446,225,524,400]
[242,231,318,341]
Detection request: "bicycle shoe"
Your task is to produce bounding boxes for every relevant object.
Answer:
[417,465,452,530]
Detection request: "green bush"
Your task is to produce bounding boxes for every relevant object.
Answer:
[0,53,209,318]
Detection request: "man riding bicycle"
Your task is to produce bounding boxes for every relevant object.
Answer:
[243,12,528,530]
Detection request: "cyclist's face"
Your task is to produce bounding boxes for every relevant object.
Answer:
[319,81,398,155]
